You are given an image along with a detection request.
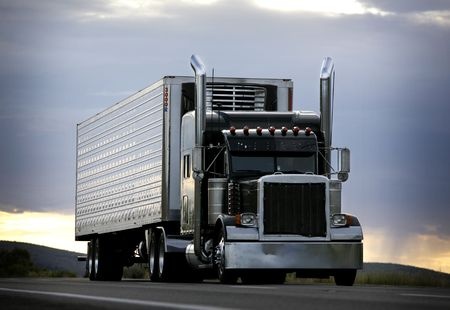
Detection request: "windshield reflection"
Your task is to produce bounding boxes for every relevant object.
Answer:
[230,153,316,177]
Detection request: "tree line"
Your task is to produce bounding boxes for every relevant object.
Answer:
[0,248,75,277]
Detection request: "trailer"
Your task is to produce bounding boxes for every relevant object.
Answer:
[75,55,363,285]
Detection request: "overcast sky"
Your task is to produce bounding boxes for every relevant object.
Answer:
[1,0,449,271]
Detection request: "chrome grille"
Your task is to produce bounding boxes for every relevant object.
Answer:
[206,84,266,111]
[263,182,326,237]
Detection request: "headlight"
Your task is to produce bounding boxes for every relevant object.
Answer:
[236,213,257,227]
[331,214,347,227]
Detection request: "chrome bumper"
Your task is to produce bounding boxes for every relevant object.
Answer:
[225,242,363,270]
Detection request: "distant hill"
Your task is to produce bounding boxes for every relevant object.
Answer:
[358,262,450,287]
[0,241,86,277]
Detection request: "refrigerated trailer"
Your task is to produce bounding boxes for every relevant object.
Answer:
[75,55,363,285]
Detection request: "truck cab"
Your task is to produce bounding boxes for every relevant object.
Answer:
[179,55,363,285]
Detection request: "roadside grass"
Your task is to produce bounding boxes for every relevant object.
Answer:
[355,271,450,287]
[286,267,450,288]
[123,263,149,279]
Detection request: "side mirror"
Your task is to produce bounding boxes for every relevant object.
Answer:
[338,148,350,182]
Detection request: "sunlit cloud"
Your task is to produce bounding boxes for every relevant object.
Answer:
[181,0,220,4]
[82,0,221,20]
[253,0,392,17]
[0,211,86,254]
[409,10,450,28]
[364,228,450,274]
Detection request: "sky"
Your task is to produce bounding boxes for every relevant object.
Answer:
[0,0,450,272]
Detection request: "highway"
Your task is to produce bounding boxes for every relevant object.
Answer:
[1,278,449,310]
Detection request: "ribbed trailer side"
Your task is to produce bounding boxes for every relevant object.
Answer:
[75,80,165,238]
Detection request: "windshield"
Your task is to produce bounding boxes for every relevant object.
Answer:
[230,152,316,177]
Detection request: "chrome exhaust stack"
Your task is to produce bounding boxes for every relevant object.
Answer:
[320,57,335,177]
[190,54,208,261]
[190,54,206,148]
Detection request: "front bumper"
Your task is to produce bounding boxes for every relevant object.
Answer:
[225,241,363,270]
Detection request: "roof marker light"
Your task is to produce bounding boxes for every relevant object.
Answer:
[293,126,300,136]
[256,127,263,136]
[230,126,236,135]
[305,127,312,136]
[243,126,249,136]
[269,126,276,136]
[281,127,288,136]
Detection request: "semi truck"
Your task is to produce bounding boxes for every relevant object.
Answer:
[75,55,363,285]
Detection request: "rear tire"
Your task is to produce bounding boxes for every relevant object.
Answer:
[157,231,179,282]
[87,240,96,280]
[148,230,160,282]
[334,269,357,286]
[93,237,123,281]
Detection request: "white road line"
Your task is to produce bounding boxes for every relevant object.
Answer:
[401,293,450,300]
[0,287,237,310]
[231,285,275,290]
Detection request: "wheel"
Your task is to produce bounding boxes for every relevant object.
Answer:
[87,240,96,280]
[241,271,285,284]
[148,230,160,281]
[214,227,238,284]
[94,237,123,281]
[334,269,357,286]
[157,231,177,282]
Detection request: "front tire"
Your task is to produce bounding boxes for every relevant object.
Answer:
[241,270,285,285]
[214,227,238,284]
[334,269,357,286]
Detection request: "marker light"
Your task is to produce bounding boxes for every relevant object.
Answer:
[305,127,312,136]
[243,126,249,136]
[269,126,276,135]
[293,126,300,136]
[256,126,263,136]
[281,127,288,136]
[229,126,236,135]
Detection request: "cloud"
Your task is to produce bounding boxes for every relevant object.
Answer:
[252,0,392,16]
[360,0,450,14]
[408,10,450,27]
[77,0,222,20]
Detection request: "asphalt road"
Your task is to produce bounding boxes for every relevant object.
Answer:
[1,278,450,310]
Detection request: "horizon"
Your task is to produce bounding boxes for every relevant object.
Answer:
[1,0,449,273]
[1,238,450,276]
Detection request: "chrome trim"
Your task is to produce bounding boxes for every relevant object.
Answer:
[190,54,206,148]
[330,226,363,241]
[258,174,330,241]
[226,226,259,241]
[224,242,363,269]
[320,57,335,176]
[190,54,207,260]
